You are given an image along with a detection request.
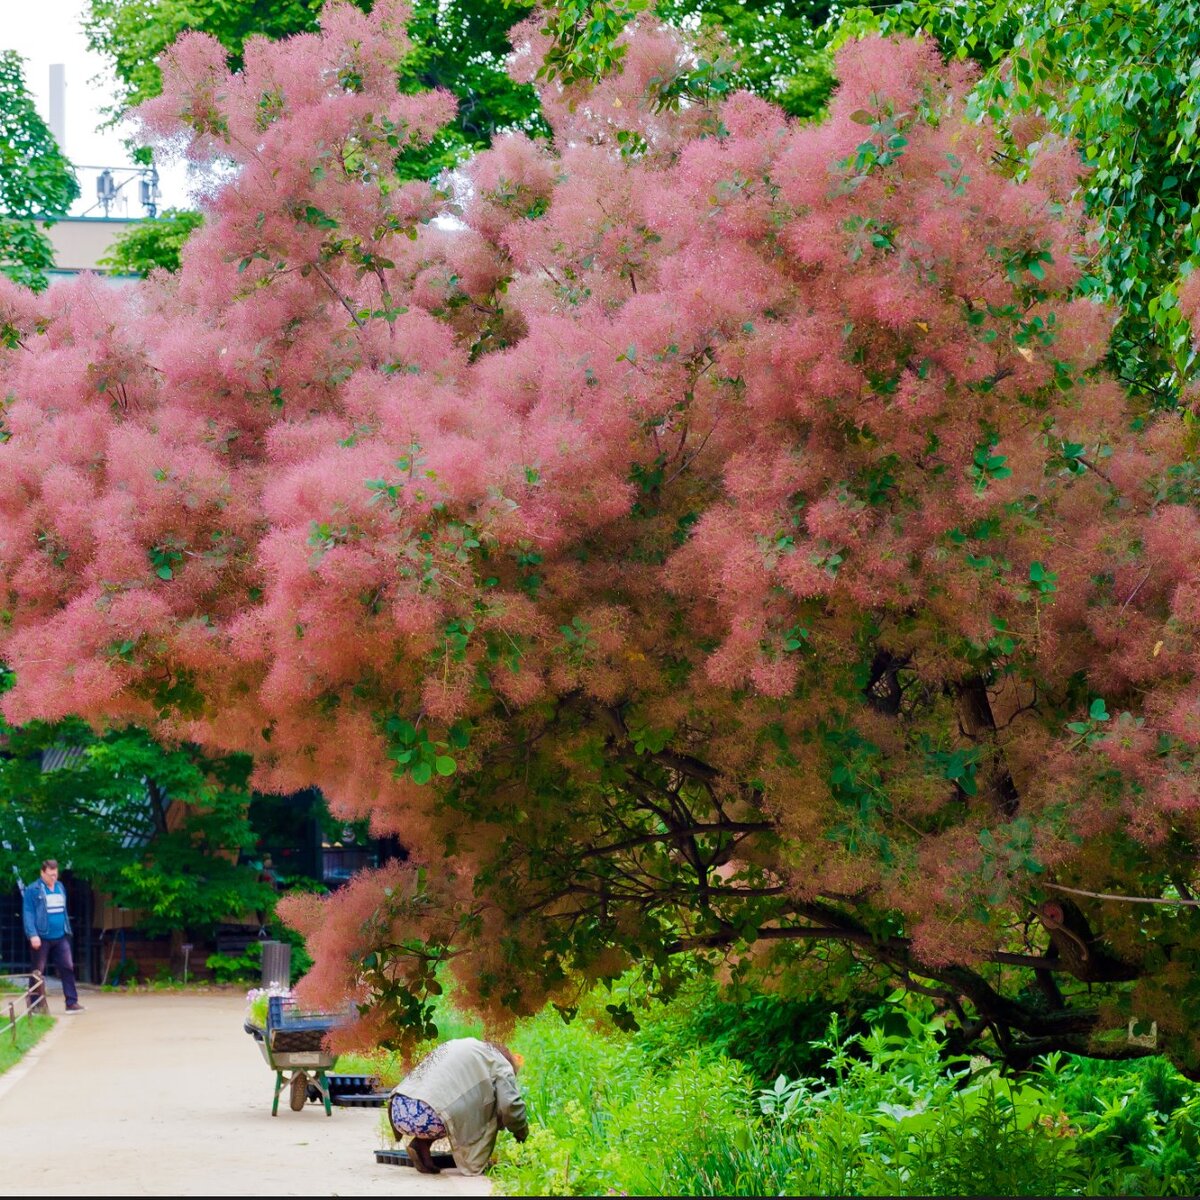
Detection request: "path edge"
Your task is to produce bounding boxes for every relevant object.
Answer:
[0,1014,66,1102]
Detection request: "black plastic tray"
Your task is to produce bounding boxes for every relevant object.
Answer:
[375,1147,457,1169]
[327,1073,381,1097]
[333,1093,389,1107]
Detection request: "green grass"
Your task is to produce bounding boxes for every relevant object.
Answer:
[0,1011,54,1074]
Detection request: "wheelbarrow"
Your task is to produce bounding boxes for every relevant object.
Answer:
[243,994,347,1115]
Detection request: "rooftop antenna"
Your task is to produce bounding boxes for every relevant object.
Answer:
[139,165,161,218]
[48,64,66,151]
[96,169,117,216]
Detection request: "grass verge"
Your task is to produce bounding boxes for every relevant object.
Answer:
[0,1010,54,1075]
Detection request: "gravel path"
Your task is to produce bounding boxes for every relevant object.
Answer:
[0,989,492,1197]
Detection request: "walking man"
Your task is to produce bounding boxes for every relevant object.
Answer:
[23,859,84,1014]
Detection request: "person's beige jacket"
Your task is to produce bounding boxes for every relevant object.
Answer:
[391,1037,529,1175]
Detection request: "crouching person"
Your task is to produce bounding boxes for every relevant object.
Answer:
[388,1037,528,1175]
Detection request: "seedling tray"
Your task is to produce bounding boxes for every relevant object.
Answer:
[375,1147,457,1169]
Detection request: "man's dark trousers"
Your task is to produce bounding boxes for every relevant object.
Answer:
[31,937,79,1008]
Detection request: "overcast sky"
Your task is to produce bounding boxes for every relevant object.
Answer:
[3,0,191,214]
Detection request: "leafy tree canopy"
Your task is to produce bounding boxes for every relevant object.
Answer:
[0,52,80,290]
[0,719,272,936]
[98,207,205,276]
[6,3,1200,1073]
[637,0,840,118]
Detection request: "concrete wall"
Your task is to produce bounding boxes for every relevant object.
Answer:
[40,216,139,273]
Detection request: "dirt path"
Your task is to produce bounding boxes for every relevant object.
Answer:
[0,989,492,1197]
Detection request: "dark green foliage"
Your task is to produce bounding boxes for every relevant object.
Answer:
[205,939,263,983]
[530,0,653,85]
[0,719,273,937]
[1037,1052,1200,1194]
[655,0,839,119]
[204,925,313,983]
[98,207,204,275]
[104,957,139,987]
[532,0,851,118]
[392,0,544,177]
[0,52,80,289]
[630,972,882,1084]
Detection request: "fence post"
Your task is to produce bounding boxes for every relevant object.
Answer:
[8,1002,15,1048]
[29,970,48,1015]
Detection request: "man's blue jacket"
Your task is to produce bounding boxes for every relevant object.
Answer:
[22,879,72,940]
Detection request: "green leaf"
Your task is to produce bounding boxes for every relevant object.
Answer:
[434,755,456,776]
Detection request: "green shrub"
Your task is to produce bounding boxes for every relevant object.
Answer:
[205,940,262,984]
[1035,1052,1200,1195]
[335,971,1200,1197]
[97,208,203,276]
[494,992,1200,1197]
[703,1012,1087,1198]
[630,971,881,1085]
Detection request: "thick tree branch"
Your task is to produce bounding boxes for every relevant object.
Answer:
[580,821,773,860]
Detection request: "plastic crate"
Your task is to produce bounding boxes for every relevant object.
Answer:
[267,995,346,1053]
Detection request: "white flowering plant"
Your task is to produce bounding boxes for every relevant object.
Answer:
[245,985,292,1030]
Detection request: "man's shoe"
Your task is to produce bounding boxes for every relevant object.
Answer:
[64,1003,85,1013]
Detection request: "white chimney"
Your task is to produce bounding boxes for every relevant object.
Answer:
[48,64,66,150]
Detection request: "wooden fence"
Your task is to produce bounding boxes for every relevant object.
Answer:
[0,971,48,1049]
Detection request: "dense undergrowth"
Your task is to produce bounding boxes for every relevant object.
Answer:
[339,974,1200,1196]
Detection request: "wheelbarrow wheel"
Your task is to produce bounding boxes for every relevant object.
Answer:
[290,1071,309,1111]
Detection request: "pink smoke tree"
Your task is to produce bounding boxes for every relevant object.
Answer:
[4,1,1200,1068]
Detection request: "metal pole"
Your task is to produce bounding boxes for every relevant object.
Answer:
[48,64,66,150]
[8,1003,16,1047]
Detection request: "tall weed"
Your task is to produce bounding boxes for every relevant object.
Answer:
[497,1008,756,1196]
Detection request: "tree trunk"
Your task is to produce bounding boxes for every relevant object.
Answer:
[954,675,1020,816]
